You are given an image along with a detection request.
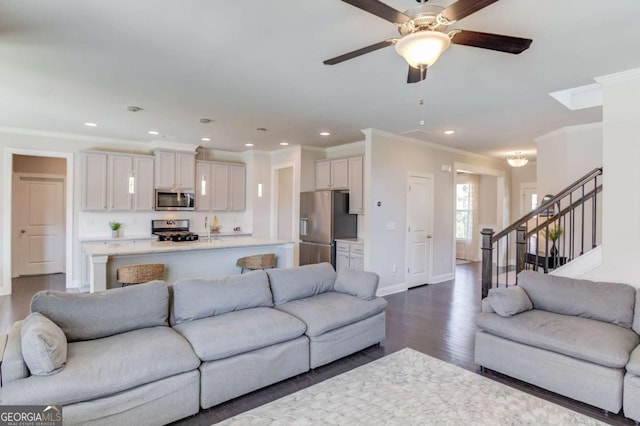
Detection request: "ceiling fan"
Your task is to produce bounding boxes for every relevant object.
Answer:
[324,0,532,83]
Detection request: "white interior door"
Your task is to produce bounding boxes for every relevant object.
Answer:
[406,175,434,287]
[17,176,65,275]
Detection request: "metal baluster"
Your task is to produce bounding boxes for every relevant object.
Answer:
[535,214,540,272]
[506,233,509,287]
[592,175,597,249]
[581,184,585,255]
[544,218,549,273]
[569,192,574,260]
[496,239,500,288]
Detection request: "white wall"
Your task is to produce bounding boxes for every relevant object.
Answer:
[363,128,510,294]
[509,161,537,221]
[535,123,602,197]
[581,69,640,285]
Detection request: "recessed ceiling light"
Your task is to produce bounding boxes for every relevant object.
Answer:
[201,137,211,142]
[280,142,289,146]
[84,122,98,127]
[444,130,455,135]
[320,132,331,136]
[148,130,160,135]
[245,143,254,147]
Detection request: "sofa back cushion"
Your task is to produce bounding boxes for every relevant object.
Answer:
[31,280,169,342]
[517,271,636,328]
[21,313,67,376]
[267,263,337,305]
[171,270,273,325]
[334,268,379,300]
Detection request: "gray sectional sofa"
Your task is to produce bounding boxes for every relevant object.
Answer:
[0,262,386,425]
[475,271,640,420]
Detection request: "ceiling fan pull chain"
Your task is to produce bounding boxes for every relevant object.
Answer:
[419,66,426,126]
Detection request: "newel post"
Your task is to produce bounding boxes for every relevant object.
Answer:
[481,228,495,299]
[515,226,527,281]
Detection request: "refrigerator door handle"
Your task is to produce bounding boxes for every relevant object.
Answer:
[300,218,309,238]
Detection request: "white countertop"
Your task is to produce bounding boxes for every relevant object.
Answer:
[195,231,252,238]
[80,234,157,242]
[84,237,293,257]
[335,238,364,244]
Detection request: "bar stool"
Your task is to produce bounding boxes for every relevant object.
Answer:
[117,263,165,287]
[236,254,276,274]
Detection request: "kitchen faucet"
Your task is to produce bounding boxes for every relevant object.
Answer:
[204,216,211,242]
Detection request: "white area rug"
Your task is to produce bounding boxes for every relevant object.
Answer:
[218,348,605,425]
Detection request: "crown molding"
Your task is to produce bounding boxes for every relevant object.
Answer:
[150,140,199,153]
[0,126,146,147]
[595,68,640,86]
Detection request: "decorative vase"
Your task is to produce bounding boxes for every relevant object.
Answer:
[112,230,119,238]
[550,241,558,258]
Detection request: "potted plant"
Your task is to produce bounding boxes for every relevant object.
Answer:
[547,225,563,257]
[109,221,122,238]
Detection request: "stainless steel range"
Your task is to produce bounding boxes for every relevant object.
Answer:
[152,219,199,242]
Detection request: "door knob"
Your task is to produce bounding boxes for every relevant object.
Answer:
[427,235,432,239]
[20,229,26,234]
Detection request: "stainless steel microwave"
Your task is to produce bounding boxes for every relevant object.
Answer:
[155,190,195,211]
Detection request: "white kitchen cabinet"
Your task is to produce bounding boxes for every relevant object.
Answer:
[195,161,211,211]
[196,161,246,212]
[154,151,195,189]
[330,158,349,190]
[229,165,246,211]
[109,155,133,211]
[133,156,155,211]
[315,158,348,190]
[82,151,154,212]
[212,163,230,211]
[348,156,364,214]
[335,240,364,272]
[315,160,331,190]
[82,152,108,211]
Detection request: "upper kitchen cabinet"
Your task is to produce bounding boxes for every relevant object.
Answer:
[154,151,195,189]
[315,155,364,214]
[196,161,246,212]
[81,151,155,212]
[82,152,108,211]
[315,158,348,190]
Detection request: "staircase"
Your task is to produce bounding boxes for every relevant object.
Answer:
[481,167,603,298]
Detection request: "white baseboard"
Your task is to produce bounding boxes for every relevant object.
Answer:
[377,282,408,297]
[431,273,454,284]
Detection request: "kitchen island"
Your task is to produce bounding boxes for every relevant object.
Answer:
[84,238,294,292]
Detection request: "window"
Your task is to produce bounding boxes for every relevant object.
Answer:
[456,182,471,239]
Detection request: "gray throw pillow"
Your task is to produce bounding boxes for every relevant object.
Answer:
[487,286,533,318]
[21,312,67,375]
[334,268,379,300]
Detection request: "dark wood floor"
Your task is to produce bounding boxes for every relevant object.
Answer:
[1,265,633,425]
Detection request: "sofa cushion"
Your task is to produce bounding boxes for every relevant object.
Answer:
[517,271,636,328]
[487,286,533,317]
[334,268,379,301]
[267,263,336,305]
[172,307,306,362]
[21,313,67,376]
[1,321,30,384]
[276,292,388,337]
[30,280,169,342]
[172,270,273,325]
[476,310,639,368]
[627,345,640,376]
[0,326,200,406]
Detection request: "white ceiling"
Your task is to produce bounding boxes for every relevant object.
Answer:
[1,1,639,158]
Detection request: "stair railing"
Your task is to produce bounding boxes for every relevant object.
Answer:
[481,167,603,298]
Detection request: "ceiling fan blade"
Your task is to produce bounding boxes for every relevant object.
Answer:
[407,66,427,84]
[340,0,411,24]
[441,0,499,22]
[451,30,532,54]
[324,39,395,65]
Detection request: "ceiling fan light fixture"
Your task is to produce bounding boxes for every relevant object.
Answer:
[394,31,451,68]
[507,152,528,168]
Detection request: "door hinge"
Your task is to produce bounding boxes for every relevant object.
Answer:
[408,185,411,191]
[408,226,411,232]
[407,267,410,273]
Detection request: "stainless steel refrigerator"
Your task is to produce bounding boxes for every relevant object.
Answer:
[299,191,357,267]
